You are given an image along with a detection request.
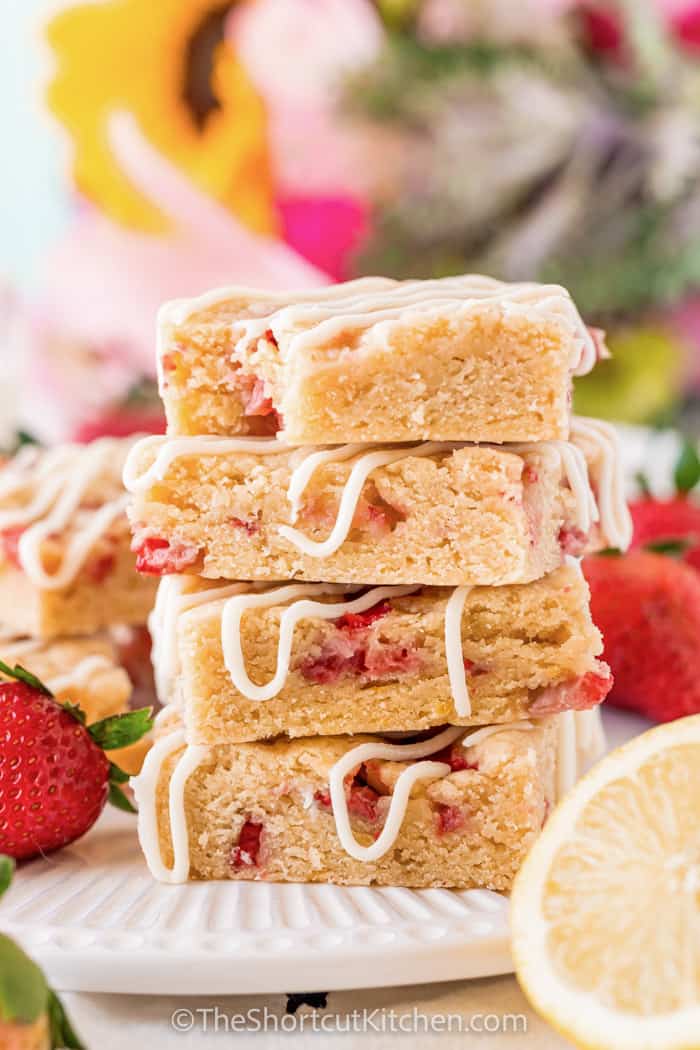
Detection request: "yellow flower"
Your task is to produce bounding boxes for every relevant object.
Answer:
[46,0,277,234]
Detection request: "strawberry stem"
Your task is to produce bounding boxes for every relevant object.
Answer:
[0,660,52,697]
[88,707,153,751]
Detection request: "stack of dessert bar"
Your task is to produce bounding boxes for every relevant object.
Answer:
[127,275,631,889]
[0,439,158,772]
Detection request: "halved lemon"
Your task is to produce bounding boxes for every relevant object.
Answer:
[511,714,700,1050]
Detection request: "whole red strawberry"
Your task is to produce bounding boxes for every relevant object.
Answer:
[0,663,152,860]
[583,550,700,722]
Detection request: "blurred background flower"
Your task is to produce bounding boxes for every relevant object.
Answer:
[4,0,700,439]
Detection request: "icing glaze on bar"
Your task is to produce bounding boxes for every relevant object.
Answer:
[122,434,289,495]
[149,576,250,702]
[133,730,208,884]
[570,416,633,551]
[45,654,114,696]
[444,586,472,716]
[165,274,600,376]
[0,439,131,590]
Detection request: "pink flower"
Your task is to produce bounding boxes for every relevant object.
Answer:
[277,196,369,280]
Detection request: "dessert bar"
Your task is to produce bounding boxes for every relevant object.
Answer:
[152,564,610,743]
[135,713,603,888]
[125,421,630,587]
[158,275,604,444]
[0,440,158,638]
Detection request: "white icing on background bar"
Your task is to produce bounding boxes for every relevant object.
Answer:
[0,439,130,590]
[136,713,588,882]
[221,584,416,702]
[46,655,114,696]
[571,416,633,551]
[164,274,599,377]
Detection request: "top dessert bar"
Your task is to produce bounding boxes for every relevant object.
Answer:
[158,275,604,444]
[0,439,158,639]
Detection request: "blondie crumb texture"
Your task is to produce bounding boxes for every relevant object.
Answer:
[0,440,158,639]
[153,721,557,890]
[159,275,599,443]
[128,439,588,587]
[166,565,608,743]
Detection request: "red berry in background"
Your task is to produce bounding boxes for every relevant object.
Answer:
[0,663,152,861]
[629,495,700,570]
[583,551,700,722]
[629,438,700,570]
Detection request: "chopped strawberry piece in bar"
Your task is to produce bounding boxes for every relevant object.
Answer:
[230,516,260,536]
[436,804,466,835]
[336,600,391,631]
[132,536,201,575]
[231,819,263,869]
[0,526,25,570]
[529,669,612,716]
[299,619,421,684]
[347,783,380,823]
[314,789,332,809]
[558,525,588,556]
[431,743,477,773]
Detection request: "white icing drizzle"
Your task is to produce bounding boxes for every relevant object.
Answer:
[182,274,598,376]
[133,730,208,884]
[571,416,633,551]
[0,440,130,590]
[122,434,288,495]
[574,708,606,770]
[46,655,114,696]
[329,721,536,863]
[556,710,578,799]
[444,586,472,716]
[279,442,459,557]
[149,576,250,702]
[221,583,416,703]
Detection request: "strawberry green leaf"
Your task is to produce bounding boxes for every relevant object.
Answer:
[0,661,52,697]
[674,438,700,493]
[595,547,623,557]
[0,856,14,898]
[634,470,652,497]
[644,537,692,557]
[61,702,86,726]
[108,782,137,814]
[108,762,129,784]
[0,933,48,1025]
[88,707,153,751]
[47,989,85,1049]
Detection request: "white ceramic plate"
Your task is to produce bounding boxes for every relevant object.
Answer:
[2,708,648,995]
